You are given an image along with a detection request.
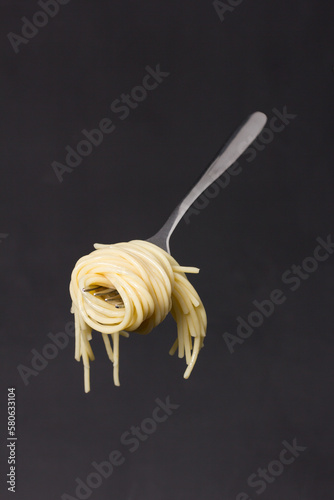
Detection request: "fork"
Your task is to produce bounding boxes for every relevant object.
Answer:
[84,111,267,303]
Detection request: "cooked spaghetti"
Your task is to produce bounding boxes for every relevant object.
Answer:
[69,240,206,392]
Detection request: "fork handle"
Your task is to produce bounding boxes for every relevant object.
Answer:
[148,111,267,252]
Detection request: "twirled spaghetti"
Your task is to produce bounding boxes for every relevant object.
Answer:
[69,240,206,392]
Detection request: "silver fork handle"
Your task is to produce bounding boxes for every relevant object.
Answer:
[148,111,267,252]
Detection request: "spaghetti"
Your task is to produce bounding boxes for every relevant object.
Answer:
[69,240,206,392]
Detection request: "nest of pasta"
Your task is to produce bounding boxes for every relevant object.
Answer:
[69,240,207,392]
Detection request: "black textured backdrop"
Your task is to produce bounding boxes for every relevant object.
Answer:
[1,1,334,499]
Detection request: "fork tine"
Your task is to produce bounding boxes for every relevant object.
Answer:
[82,286,101,292]
[94,288,116,296]
[105,294,121,302]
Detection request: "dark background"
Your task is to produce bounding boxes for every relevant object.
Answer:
[1,0,334,499]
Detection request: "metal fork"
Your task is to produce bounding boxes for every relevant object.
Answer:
[84,111,267,303]
[82,285,124,306]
